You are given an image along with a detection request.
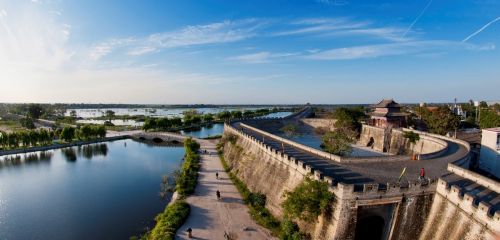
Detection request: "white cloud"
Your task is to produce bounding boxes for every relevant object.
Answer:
[229,51,298,63]
[0,4,73,72]
[88,38,135,61]
[274,17,412,42]
[90,19,263,60]
[316,0,349,6]
[275,18,370,36]
[306,41,495,60]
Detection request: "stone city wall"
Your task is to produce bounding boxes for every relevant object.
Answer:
[418,179,500,240]
[358,125,448,159]
[223,123,439,239]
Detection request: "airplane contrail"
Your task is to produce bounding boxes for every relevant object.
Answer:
[402,0,433,38]
[462,16,500,42]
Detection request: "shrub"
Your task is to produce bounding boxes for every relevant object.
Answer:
[175,138,200,196]
[282,177,335,222]
[147,201,190,240]
[321,129,355,156]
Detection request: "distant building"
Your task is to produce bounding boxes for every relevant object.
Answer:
[369,99,408,128]
[479,127,500,178]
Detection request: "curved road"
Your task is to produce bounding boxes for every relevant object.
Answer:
[231,120,469,186]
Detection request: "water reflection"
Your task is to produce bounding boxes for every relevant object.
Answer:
[62,143,108,162]
[0,151,53,169]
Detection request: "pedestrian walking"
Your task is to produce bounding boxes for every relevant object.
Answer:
[186,228,192,238]
[216,172,219,179]
[419,167,425,180]
[216,190,221,200]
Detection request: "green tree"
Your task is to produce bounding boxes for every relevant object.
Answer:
[60,127,75,142]
[217,111,232,121]
[479,109,500,129]
[282,177,335,222]
[0,130,6,148]
[157,118,172,130]
[403,131,420,154]
[70,110,77,118]
[105,110,115,121]
[95,125,106,138]
[493,103,500,113]
[143,117,157,131]
[419,106,460,135]
[281,123,299,137]
[321,129,355,156]
[20,117,36,129]
[203,113,214,122]
[231,110,243,119]
[79,125,93,140]
[332,107,365,133]
[243,110,255,118]
[170,117,182,127]
[26,103,44,119]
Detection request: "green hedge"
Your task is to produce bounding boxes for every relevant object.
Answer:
[175,138,200,196]
[142,201,190,240]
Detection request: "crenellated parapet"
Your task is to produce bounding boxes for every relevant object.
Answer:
[224,122,437,201]
[437,178,500,232]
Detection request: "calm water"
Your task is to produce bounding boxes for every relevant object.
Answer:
[178,112,293,138]
[70,108,292,127]
[280,132,386,157]
[180,123,224,138]
[66,107,270,118]
[0,139,185,240]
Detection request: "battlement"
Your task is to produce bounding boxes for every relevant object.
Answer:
[437,178,500,229]
[224,122,439,200]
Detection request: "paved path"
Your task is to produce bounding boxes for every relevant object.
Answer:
[176,139,274,240]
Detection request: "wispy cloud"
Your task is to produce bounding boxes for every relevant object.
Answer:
[0,4,73,71]
[305,41,494,60]
[462,16,500,42]
[229,51,298,63]
[275,18,370,36]
[274,17,411,41]
[316,0,349,6]
[89,19,264,60]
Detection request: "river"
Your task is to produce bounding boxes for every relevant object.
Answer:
[0,139,184,240]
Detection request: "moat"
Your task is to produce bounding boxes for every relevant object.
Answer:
[0,139,185,240]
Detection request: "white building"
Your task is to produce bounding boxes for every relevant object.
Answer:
[479,127,500,178]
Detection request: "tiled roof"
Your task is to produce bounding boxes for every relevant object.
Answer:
[373,99,401,108]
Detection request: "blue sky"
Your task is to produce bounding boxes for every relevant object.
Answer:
[0,0,499,104]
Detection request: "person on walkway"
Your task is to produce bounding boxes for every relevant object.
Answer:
[419,167,425,180]
[216,172,219,179]
[216,190,221,200]
[186,228,192,238]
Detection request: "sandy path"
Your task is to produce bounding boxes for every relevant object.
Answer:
[176,139,275,240]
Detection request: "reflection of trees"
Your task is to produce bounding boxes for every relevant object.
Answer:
[67,143,109,161]
[0,151,53,168]
[62,148,77,162]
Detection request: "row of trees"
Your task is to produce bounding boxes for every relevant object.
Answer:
[0,125,107,150]
[60,125,107,142]
[0,129,54,149]
[143,108,276,131]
